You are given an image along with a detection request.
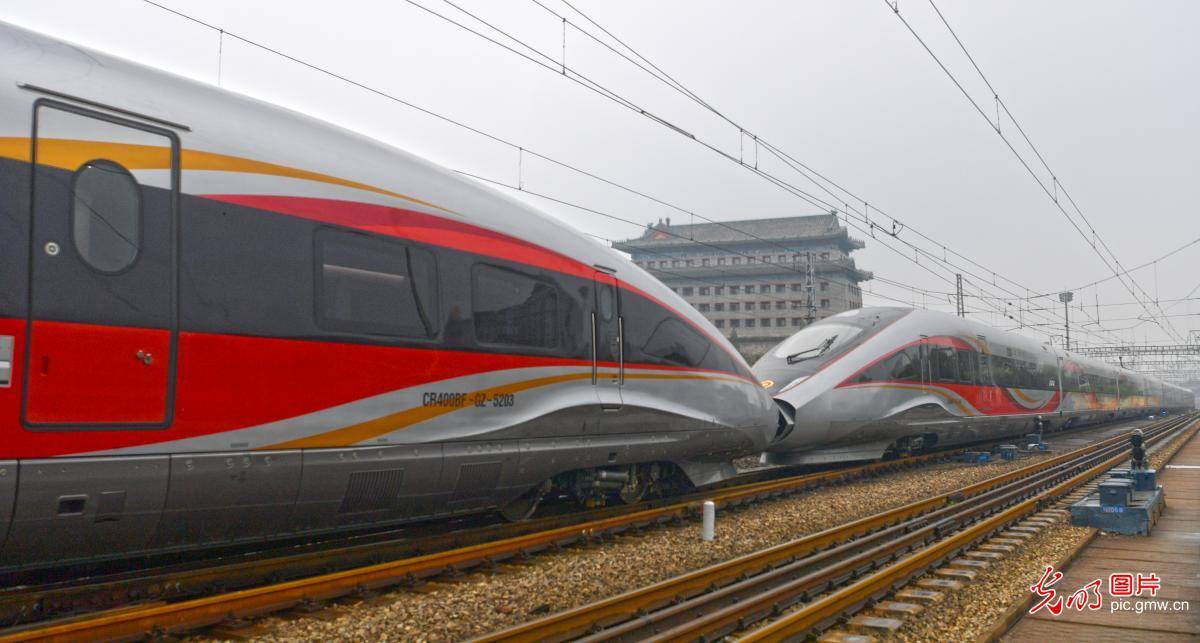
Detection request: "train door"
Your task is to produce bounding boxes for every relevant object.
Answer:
[591,271,623,410]
[23,101,178,427]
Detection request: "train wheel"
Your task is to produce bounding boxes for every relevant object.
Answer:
[498,481,549,522]
[617,465,651,504]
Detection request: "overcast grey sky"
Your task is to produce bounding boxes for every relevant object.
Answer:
[6,0,1198,348]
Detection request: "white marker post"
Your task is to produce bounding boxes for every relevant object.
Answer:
[702,500,716,541]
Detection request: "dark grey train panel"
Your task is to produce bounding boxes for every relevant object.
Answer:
[292,445,443,532]
[0,461,15,554]
[439,441,521,512]
[2,456,168,566]
[157,451,301,548]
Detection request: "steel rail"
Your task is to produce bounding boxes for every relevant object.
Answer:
[0,448,963,628]
[0,448,965,641]
[474,414,1194,642]
[738,414,1198,642]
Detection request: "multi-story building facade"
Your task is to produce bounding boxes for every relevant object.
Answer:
[614,214,872,362]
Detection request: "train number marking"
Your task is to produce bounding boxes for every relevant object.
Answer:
[422,391,514,408]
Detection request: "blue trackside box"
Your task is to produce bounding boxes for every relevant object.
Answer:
[1133,469,1158,491]
[1071,484,1165,535]
[1109,467,1132,480]
[960,451,990,463]
[997,444,1018,461]
[1099,479,1134,507]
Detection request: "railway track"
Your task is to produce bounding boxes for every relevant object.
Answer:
[474,413,1196,643]
[0,416,1173,642]
[0,447,967,639]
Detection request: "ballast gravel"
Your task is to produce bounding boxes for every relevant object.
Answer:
[237,454,1053,642]
[883,427,1194,642]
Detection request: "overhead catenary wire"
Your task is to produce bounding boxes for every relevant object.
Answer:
[143,0,1119,347]
[884,0,1185,342]
[143,0,989,323]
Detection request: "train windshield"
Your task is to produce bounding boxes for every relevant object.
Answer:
[772,323,863,364]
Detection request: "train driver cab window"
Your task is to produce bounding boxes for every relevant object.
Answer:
[854,345,920,383]
[472,264,560,348]
[315,229,438,337]
[72,159,141,273]
[642,317,709,368]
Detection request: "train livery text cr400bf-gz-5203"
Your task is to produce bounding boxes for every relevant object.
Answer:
[0,21,777,571]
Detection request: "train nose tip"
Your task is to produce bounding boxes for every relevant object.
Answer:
[771,398,796,444]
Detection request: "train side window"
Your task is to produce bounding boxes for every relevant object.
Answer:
[992,356,1017,388]
[956,349,976,385]
[315,229,437,337]
[930,346,958,383]
[642,317,709,368]
[71,159,142,273]
[472,264,560,348]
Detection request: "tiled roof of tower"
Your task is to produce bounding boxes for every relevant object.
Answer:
[614,214,846,248]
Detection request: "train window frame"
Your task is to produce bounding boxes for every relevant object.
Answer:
[313,227,439,339]
[69,158,144,275]
[471,263,562,350]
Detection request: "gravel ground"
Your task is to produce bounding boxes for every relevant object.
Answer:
[235,455,1053,642]
[885,521,1094,642]
[881,426,1195,642]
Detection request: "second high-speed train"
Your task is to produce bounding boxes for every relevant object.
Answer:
[0,21,777,572]
[754,307,1194,465]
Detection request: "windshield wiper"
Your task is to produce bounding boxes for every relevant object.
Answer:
[786,335,837,364]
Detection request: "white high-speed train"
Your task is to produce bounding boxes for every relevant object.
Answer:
[754,307,1193,465]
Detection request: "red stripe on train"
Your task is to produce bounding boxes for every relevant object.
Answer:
[0,318,747,458]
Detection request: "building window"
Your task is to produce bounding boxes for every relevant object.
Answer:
[316,229,439,338]
[715,319,725,328]
[732,257,741,265]
[775,301,786,310]
[717,258,726,265]
[701,258,710,266]
[820,298,830,308]
[778,254,787,263]
[672,260,681,267]
[730,303,740,311]
[472,264,562,348]
[759,285,770,293]
[730,285,740,295]
[746,319,756,328]
[699,286,710,295]
[820,281,829,292]
[714,302,724,311]
[715,286,724,295]
[791,283,801,292]
[686,259,694,266]
[761,318,771,326]
[777,317,787,326]
[774,284,786,293]
[759,301,769,310]
[698,303,710,312]
[792,318,803,326]
[730,319,741,328]
[682,287,694,296]
[820,252,829,260]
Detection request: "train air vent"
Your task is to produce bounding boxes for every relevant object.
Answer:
[339,468,405,514]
